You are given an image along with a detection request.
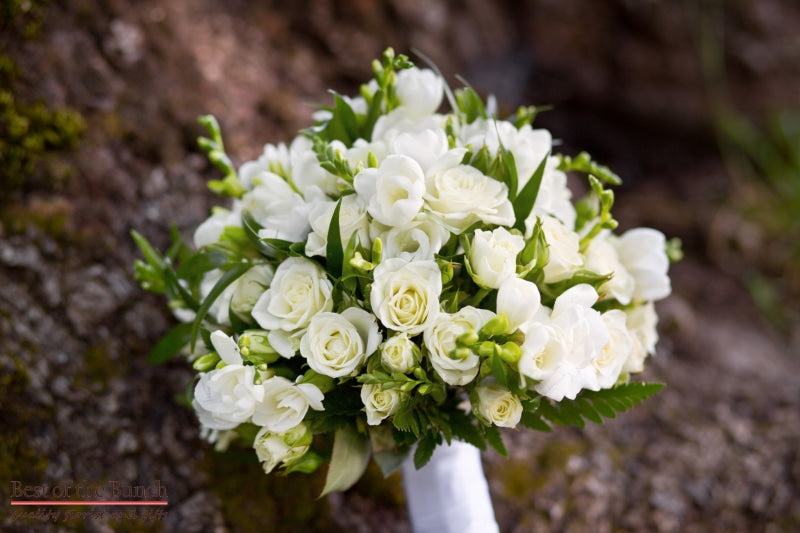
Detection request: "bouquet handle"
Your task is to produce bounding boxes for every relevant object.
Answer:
[401,440,499,533]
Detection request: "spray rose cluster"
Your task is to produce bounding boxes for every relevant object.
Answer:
[134,48,677,492]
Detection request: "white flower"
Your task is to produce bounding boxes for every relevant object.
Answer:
[475,383,523,428]
[528,158,576,229]
[289,135,340,197]
[193,205,242,248]
[244,173,315,243]
[300,307,381,378]
[540,215,583,283]
[305,195,370,258]
[371,258,442,335]
[210,330,242,364]
[469,227,525,289]
[388,127,449,172]
[520,284,610,401]
[252,376,324,433]
[424,149,515,232]
[380,333,419,373]
[425,306,495,386]
[371,107,445,144]
[583,234,635,304]
[395,67,444,117]
[623,302,659,374]
[253,423,312,474]
[592,310,634,389]
[361,383,402,425]
[193,364,263,430]
[496,277,541,331]
[230,264,275,319]
[376,214,451,261]
[198,269,237,326]
[354,154,426,227]
[615,228,671,301]
[238,142,291,190]
[251,257,334,334]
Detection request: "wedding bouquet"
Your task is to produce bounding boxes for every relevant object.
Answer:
[133,48,678,495]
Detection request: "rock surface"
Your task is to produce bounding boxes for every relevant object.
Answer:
[2,1,798,531]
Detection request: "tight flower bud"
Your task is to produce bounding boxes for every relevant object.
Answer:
[480,314,510,337]
[193,352,221,372]
[239,329,280,365]
[498,342,522,364]
[477,341,496,358]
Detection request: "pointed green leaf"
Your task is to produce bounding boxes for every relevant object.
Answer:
[513,154,549,231]
[374,449,410,477]
[148,322,193,364]
[326,198,344,278]
[321,427,371,496]
[189,262,251,351]
[413,433,438,469]
[483,424,507,456]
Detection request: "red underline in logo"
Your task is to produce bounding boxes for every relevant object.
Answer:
[11,501,168,506]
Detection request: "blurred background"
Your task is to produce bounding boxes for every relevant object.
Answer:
[1,1,798,531]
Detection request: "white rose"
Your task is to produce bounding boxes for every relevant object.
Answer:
[424,149,515,232]
[475,383,523,428]
[354,154,426,227]
[540,215,583,283]
[371,258,442,335]
[425,306,495,386]
[371,107,446,144]
[469,227,525,289]
[300,307,381,378]
[289,135,341,197]
[380,333,419,373]
[529,284,610,401]
[230,264,275,319]
[193,204,242,248]
[395,67,444,117]
[615,228,671,301]
[305,195,370,258]
[252,376,324,433]
[496,277,541,331]
[360,384,402,425]
[388,127,449,172]
[583,234,635,304]
[193,364,263,430]
[592,310,634,389]
[518,319,564,382]
[251,257,334,334]
[253,423,312,474]
[244,173,314,243]
[623,302,659,374]
[376,214,451,261]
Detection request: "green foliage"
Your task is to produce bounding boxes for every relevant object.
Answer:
[521,383,664,431]
[197,115,244,197]
[557,151,622,186]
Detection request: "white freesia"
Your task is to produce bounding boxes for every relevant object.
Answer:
[354,154,426,227]
[424,149,515,232]
[289,135,340,197]
[380,333,419,373]
[230,264,275,319]
[210,330,242,365]
[592,310,634,389]
[193,364,263,430]
[193,204,242,248]
[371,107,446,144]
[300,307,381,378]
[305,195,370,258]
[245,173,315,243]
[198,269,237,326]
[252,376,324,433]
[361,383,402,425]
[527,158,576,230]
[469,228,525,289]
[425,306,495,386]
[520,284,610,401]
[583,233,635,304]
[395,67,444,117]
[371,258,442,335]
[624,302,659,374]
[388,127,449,172]
[376,214,451,261]
[238,142,291,190]
[615,228,672,301]
[540,215,583,283]
[475,383,523,428]
[496,277,541,331]
[253,423,312,474]
[251,257,333,335]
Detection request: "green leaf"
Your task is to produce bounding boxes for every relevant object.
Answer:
[413,433,438,469]
[131,230,165,270]
[455,86,486,123]
[483,424,507,456]
[448,409,486,450]
[326,198,344,279]
[519,410,551,432]
[321,427,371,496]
[499,143,519,201]
[513,154,549,231]
[241,212,287,259]
[373,449,410,477]
[189,262,251,351]
[148,322,193,364]
[175,249,227,280]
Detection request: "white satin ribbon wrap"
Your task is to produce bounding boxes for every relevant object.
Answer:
[402,440,499,533]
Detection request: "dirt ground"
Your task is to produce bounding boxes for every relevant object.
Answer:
[2,1,798,531]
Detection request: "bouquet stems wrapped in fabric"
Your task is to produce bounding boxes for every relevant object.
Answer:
[133,48,678,495]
